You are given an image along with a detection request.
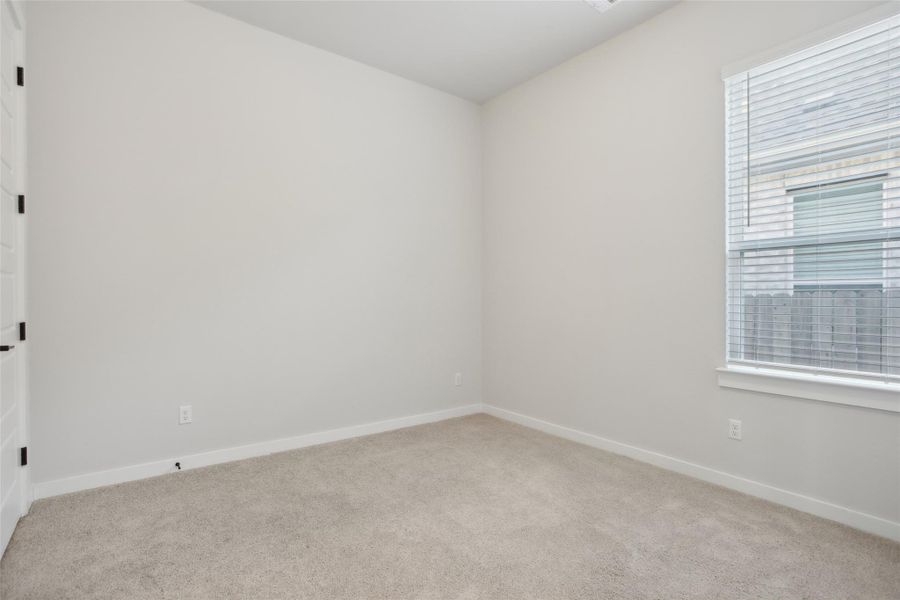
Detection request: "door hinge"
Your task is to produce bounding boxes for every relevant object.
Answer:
[19,447,27,467]
[16,66,23,87]
[17,194,24,214]
[18,322,25,341]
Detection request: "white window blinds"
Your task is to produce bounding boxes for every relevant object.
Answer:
[725,14,900,380]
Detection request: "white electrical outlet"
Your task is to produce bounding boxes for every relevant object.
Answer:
[454,372,462,386]
[728,419,742,440]
[179,405,193,425]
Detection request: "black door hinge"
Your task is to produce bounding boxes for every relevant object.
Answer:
[18,322,25,341]
[16,66,23,87]
[19,447,27,467]
[17,194,24,214]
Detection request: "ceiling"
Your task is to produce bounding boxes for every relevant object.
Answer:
[194,0,676,103]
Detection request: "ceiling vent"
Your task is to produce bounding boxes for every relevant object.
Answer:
[585,0,620,13]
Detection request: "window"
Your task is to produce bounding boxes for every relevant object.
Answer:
[725,15,900,380]
[792,178,884,287]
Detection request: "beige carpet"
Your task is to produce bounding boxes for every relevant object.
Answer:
[1,414,898,599]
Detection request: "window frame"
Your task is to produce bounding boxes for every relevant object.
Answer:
[720,6,900,409]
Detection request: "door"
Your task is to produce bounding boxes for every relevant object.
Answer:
[0,0,24,557]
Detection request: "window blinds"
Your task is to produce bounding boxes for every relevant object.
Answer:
[725,14,900,379]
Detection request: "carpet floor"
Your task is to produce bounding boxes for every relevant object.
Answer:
[1,414,898,599]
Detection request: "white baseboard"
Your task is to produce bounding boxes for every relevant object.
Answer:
[483,404,900,543]
[32,404,483,501]
[31,402,900,543]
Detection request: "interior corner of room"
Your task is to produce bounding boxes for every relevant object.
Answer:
[0,0,898,598]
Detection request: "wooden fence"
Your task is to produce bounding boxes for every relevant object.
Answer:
[740,289,900,374]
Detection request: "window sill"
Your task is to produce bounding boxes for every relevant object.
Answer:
[717,365,900,413]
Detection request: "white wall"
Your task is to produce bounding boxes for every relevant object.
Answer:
[27,1,482,484]
[483,0,900,524]
[26,0,900,533]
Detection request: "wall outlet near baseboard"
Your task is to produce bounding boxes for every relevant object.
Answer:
[179,405,193,425]
[454,372,462,386]
[728,419,742,440]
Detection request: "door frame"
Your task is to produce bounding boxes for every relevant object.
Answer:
[7,0,28,526]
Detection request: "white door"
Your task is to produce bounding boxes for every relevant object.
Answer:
[0,0,25,557]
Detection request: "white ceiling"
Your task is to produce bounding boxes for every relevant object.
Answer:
[194,0,676,103]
